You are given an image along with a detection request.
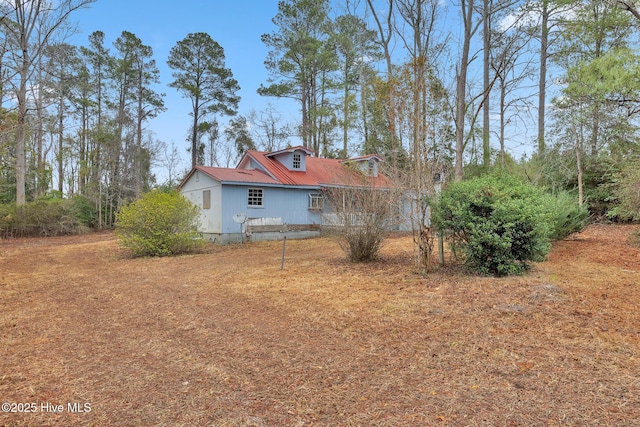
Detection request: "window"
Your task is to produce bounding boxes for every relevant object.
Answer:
[248,188,263,207]
[309,193,323,210]
[368,159,375,176]
[202,190,211,209]
[293,153,301,169]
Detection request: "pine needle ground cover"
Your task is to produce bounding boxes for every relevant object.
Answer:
[1,224,639,426]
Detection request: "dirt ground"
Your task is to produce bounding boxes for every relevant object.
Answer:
[1,224,639,426]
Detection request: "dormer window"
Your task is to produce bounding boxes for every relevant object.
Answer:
[263,146,312,171]
[341,154,382,177]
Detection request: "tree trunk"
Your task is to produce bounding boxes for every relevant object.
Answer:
[538,0,548,155]
[482,0,491,168]
[499,76,506,166]
[343,70,349,157]
[58,98,64,194]
[366,0,396,160]
[455,0,474,182]
[16,58,28,205]
[136,66,143,196]
[191,96,199,167]
[576,135,583,207]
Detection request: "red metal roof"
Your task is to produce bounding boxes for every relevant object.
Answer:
[180,149,390,189]
[190,165,281,185]
[242,150,390,188]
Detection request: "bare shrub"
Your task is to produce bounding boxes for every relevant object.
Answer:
[323,185,395,262]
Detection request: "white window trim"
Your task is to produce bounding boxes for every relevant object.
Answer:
[248,188,263,208]
[293,152,302,169]
[309,193,323,210]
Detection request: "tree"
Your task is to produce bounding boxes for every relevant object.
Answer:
[167,32,240,167]
[124,32,165,196]
[454,0,481,181]
[224,115,256,158]
[78,31,111,193]
[552,45,640,213]
[332,13,380,157]
[259,0,336,154]
[490,17,535,165]
[42,43,79,195]
[480,0,519,168]
[394,0,451,271]
[248,104,291,151]
[615,0,640,21]
[555,0,632,156]
[0,0,95,206]
[366,0,399,160]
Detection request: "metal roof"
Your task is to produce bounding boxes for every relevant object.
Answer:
[180,148,390,189]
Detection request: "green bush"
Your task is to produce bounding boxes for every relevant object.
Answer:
[541,191,589,240]
[608,160,640,221]
[0,198,87,238]
[0,203,13,237]
[432,174,552,276]
[68,195,98,227]
[115,190,202,257]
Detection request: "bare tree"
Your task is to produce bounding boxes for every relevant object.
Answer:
[491,19,536,165]
[248,105,291,151]
[481,0,519,168]
[158,140,185,188]
[394,0,449,272]
[454,0,481,181]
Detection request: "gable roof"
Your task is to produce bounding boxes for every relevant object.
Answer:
[178,165,281,188]
[264,145,315,159]
[241,150,390,188]
[179,148,390,189]
[341,154,384,163]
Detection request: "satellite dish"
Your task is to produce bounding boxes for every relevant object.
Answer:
[232,213,247,224]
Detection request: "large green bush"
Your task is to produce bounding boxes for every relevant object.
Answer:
[0,197,88,238]
[115,190,202,257]
[541,191,589,240]
[432,174,554,276]
[608,160,640,221]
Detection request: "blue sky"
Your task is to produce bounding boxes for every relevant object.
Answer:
[67,0,538,176]
[69,0,298,171]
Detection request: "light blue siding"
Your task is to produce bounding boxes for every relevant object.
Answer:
[220,185,322,233]
[271,150,306,171]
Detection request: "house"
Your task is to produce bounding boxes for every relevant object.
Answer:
[177,146,397,243]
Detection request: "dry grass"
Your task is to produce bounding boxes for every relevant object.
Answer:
[1,224,639,426]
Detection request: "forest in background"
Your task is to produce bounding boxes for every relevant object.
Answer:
[1,0,639,231]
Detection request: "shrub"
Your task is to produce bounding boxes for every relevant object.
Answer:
[68,195,98,228]
[608,160,640,221]
[323,186,394,262]
[0,203,14,237]
[431,174,552,276]
[0,198,87,238]
[541,191,589,240]
[115,190,202,257]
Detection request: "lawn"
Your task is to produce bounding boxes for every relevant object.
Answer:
[1,224,639,426]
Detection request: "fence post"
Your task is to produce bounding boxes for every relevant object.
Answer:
[280,236,287,270]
